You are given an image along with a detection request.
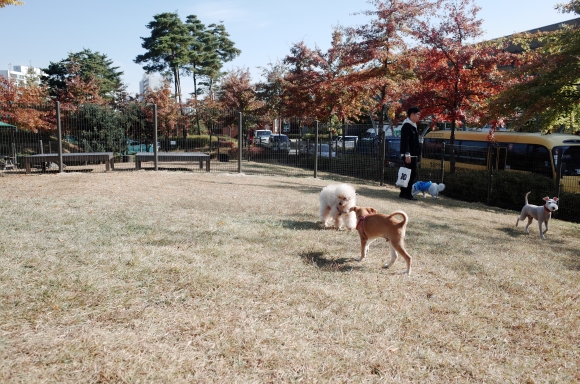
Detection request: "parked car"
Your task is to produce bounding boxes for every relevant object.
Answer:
[355,137,401,165]
[385,138,401,167]
[333,135,358,150]
[307,143,336,158]
[253,129,272,146]
[268,134,290,151]
[365,124,403,139]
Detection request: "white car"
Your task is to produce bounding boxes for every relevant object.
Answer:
[253,130,272,146]
[268,134,290,151]
[334,135,358,150]
[365,124,403,138]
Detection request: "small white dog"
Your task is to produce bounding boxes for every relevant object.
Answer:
[516,191,559,239]
[411,181,445,199]
[319,183,357,230]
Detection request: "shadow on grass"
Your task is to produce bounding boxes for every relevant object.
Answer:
[281,220,320,230]
[498,226,527,238]
[563,249,580,271]
[299,251,362,272]
[500,226,570,245]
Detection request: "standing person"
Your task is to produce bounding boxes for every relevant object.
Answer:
[399,106,421,200]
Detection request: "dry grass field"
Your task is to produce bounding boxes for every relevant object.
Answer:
[0,170,579,383]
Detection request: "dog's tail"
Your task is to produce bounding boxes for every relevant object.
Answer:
[437,183,446,192]
[389,211,408,227]
[524,191,531,205]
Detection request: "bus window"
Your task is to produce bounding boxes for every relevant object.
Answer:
[496,146,507,171]
[505,143,525,171]
[422,138,444,160]
[457,140,488,166]
[527,144,552,177]
[554,146,580,176]
[507,143,551,177]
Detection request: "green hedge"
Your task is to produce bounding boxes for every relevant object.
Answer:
[554,192,580,223]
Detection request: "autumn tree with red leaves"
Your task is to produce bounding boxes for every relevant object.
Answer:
[0,70,52,132]
[141,80,181,137]
[347,0,434,128]
[254,60,287,119]
[283,29,368,133]
[408,0,513,147]
[216,67,260,113]
[55,61,106,109]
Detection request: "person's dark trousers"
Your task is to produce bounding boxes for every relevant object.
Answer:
[399,158,417,197]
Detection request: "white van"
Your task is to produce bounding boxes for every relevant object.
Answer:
[253,130,272,146]
[366,124,403,138]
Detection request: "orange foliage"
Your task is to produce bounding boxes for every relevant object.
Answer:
[141,80,181,136]
[0,75,53,132]
[283,30,369,122]
[55,61,105,108]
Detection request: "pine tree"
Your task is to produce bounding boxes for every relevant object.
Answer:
[135,12,193,106]
[41,49,125,103]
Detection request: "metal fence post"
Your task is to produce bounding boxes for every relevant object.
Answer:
[56,101,63,173]
[314,121,319,178]
[314,120,318,179]
[379,130,386,186]
[440,142,445,183]
[556,161,565,198]
[487,146,494,206]
[153,104,158,171]
[238,112,242,173]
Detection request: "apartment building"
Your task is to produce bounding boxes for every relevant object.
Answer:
[0,65,44,85]
[139,73,163,94]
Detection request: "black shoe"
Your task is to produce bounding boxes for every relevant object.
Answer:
[405,195,417,201]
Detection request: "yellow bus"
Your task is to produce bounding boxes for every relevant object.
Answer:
[421,130,580,193]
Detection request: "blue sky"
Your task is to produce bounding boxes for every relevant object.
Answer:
[1,0,574,96]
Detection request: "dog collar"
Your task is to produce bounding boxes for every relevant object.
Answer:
[544,206,551,213]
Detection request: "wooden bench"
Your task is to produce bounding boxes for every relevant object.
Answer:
[23,152,115,174]
[135,152,211,171]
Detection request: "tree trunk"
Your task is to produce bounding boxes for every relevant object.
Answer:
[172,66,183,109]
[450,119,457,174]
[193,72,201,135]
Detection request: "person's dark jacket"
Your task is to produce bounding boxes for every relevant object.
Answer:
[400,120,420,158]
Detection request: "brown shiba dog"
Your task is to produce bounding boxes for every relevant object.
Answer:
[349,206,412,274]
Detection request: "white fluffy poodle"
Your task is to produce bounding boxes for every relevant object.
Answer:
[319,183,357,230]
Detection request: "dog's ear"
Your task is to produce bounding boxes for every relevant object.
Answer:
[349,206,356,212]
[543,196,550,201]
[553,197,559,202]
[368,207,377,214]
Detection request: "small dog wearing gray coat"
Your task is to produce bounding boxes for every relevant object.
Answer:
[516,191,559,239]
